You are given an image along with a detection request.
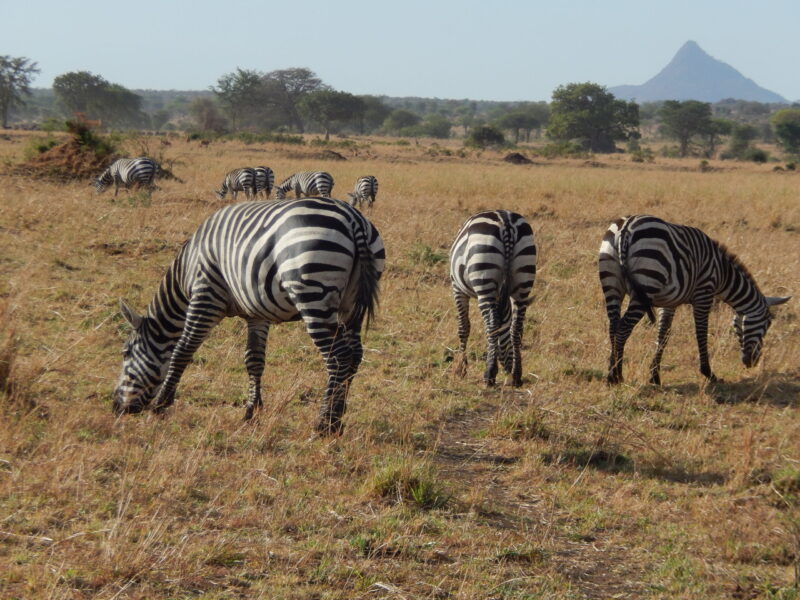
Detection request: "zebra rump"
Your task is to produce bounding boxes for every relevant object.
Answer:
[253,166,275,199]
[274,171,334,199]
[114,197,385,435]
[449,210,537,387]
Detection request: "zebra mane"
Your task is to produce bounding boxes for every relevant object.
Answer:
[716,241,763,294]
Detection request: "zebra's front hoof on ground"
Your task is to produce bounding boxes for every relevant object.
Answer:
[484,378,496,387]
[453,355,467,378]
[606,372,623,385]
[648,372,661,386]
[511,376,523,387]
[150,391,175,414]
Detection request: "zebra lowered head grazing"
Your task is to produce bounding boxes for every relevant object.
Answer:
[274,171,334,199]
[253,166,275,199]
[450,210,537,387]
[114,198,385,435]
[94,157,157,196]
[347,175,379,208]
[215,167,257,201]
[599,215,790,385]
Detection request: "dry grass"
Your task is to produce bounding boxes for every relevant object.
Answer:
[1,132,799,599]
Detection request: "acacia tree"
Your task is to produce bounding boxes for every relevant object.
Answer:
[547,83,639,152]
[211,68,264,131]
[262,68,328,132]
[0,55,40,128]
[771,108,800,156]
[299,90,365,140]
[658,100,712,157]
[53,71,146,127]
[495,111,539,143]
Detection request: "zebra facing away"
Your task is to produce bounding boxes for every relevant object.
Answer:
[347,175,379,208]
[114,198,385,435]
[274,171,334,199]
[253,166,275,199]
[599,215,790,385]
[450,210,537,387]
[94,157,157,196]
[215,167,257,201]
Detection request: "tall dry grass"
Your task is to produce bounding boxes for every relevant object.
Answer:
[0,133,798,598]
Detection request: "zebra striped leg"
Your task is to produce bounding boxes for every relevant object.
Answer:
[649,308,675,385]
[306,322,355,436]
[244,320,270,420]
[608,302,648,384]
[452,290,470,378]
[510,301,528,387]
[692,297,717,382]
[151,293,225,412]
[478,300,501,387]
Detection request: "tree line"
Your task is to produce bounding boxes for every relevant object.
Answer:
[2,55,800,158]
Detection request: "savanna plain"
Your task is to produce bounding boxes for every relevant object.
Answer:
[1,132,799,599]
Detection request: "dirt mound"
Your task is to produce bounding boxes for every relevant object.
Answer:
[503,152,532,165]
[317,150,347,161]
[13,138,116,181]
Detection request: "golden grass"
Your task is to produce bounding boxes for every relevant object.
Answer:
[0,132,799,599]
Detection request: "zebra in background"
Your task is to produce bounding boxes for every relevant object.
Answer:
[599,215,790,385]
[93,157,157,196]
[114,198,385,435]
[450,210,537,387]
[274,171,334,199]
[254,166,275,199]
[215,167,257,201]
[347,175,379,208]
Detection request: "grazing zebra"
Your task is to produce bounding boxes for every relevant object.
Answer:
[599,215,790,385]
[114,198,385,435]
[450,210,537,387]
[215,167,257,201]
[347,175,379,208]
[274,171,334,199]
[93,157,157,196]
[253,166,275,199]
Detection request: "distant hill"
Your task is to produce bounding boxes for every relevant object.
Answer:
[611,41,787,104]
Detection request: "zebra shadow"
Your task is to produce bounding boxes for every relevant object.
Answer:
[664,371,800,407]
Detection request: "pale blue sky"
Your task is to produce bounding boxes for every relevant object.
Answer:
[3,0,799,101]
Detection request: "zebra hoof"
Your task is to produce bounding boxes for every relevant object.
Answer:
[649,373,661,386]
[484,378,496,388]
[606,373,623,385]
[316,419,344,437]
[511,376,523,388]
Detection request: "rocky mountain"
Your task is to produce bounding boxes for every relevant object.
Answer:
[610,41,787,104]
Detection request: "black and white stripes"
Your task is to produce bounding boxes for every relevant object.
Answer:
[114,198,385,435]
[215,167,257,201]
[274,171,334,199]
[450,210,537,387]
[347,175,378,208]
[254,166,275,199]
[599,215,789,384]
[94,157,157,196]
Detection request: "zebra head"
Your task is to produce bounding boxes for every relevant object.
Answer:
[113,300,165,415]
[274,187,287,200]
[93,170,112,193]
[734,296,790,368]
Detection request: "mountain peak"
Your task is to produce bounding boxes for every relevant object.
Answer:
[610,41,787,104]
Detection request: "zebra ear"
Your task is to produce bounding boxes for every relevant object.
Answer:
[766,296,791,306]
[119,299,143,330]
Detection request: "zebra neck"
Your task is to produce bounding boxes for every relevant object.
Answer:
[145,252,189,356]
[718,251,767,317]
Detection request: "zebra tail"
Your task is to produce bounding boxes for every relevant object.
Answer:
[497,218,514,317]
[618,230,656,324]
[347,222,381,331]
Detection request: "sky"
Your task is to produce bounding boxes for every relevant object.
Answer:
[3,0,799,102]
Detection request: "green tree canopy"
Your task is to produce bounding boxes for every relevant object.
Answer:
[658,100,713,157]
[211,68,264,131]
[261,68,328,133]
[0,55,39,128]
[465,124,505,148]
[770,108,800,155]
[383,109,421,134]
[300,90,365,140]
[189,97,227,133]
[53,71,146,128]
[547,82,639,152]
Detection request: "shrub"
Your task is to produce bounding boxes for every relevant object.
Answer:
[745,147,769,163]
[537,140,590,158]
[465,125,505,148]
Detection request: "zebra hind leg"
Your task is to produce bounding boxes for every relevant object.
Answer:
[478,300,500,387]
[649,308,675,385]
[452,291,470,378]
[243,320,270,420]
[510,302,527,387]
[608,302,648,385]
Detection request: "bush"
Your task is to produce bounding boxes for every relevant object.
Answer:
[536,140,590,158]
[745,147,769,163]
[465,125,505,148]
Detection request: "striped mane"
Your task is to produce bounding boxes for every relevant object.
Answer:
[716,240,763,295]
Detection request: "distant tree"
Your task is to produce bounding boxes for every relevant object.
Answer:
[211,68,264,131]
[300,90,365,140]
[726,123,758,159]
[261,68,328,133]
[383,109,421,134]
[189,97,227,133]
[495,111,539,143]
[770,108,800,155]
[658,100,713,157]
[547,82,639,152]
[0,55,39,128]
[53,71,146,127]
[701,118,732,158]
[151,109,171,130]
[359,96,391,133]
[465,124,505,148]
[418,114,452,138]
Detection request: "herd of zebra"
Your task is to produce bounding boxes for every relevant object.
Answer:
[105,158,790,435]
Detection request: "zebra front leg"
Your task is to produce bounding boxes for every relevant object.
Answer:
[453,290,470,378]
[608,302,648,384]
[649,307,675,385]
[151,295,224,412]
[478,300,500,387]
[692,297,717,383]
[244,320,270,420]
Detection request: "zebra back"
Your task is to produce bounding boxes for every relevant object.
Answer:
[275,171,334,199]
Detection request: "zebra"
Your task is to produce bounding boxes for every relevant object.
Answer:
[93,157,157,196]
[253,166,275,199]
[113,198,385,435]
[274,171,334,199]
[347,175,379,208]
[599,215,790,385]
[215,167,257,201]
[449,210,537,387]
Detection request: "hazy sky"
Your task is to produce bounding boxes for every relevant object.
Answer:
[3,0,799,101]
